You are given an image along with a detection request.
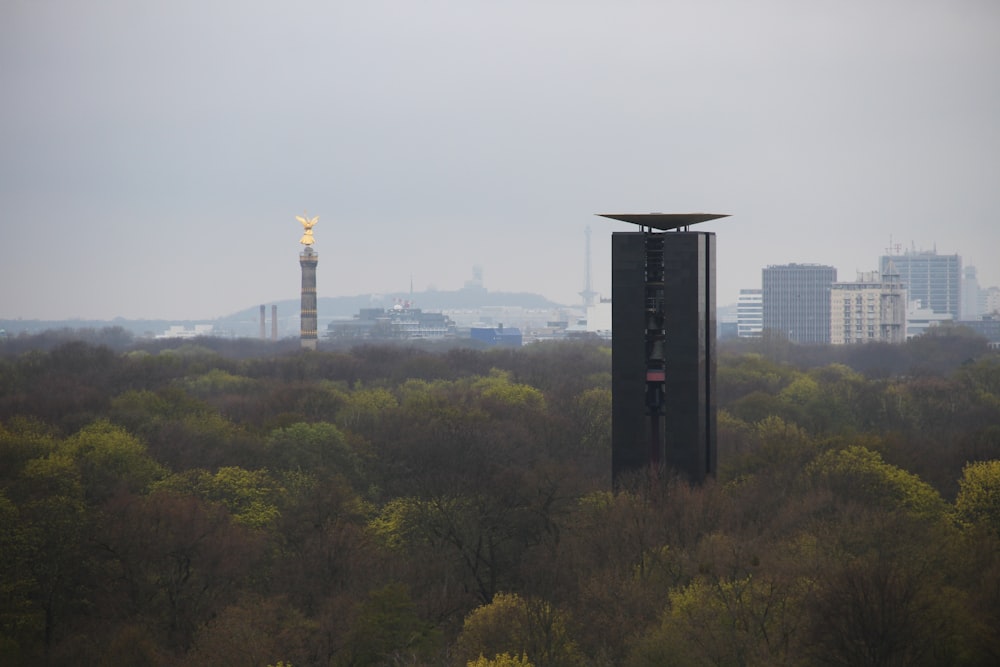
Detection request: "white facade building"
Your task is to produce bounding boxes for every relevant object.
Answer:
[830,271,907,345]
[906,300,953,338]
[737,288,763,338]
[584,300,612,336]
[156,324,215,339]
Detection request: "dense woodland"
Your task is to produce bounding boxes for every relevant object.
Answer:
[1,328,999,666]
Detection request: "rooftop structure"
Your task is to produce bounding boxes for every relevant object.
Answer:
[600,212,729,230]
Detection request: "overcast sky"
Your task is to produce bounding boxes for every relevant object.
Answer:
[2,0,998,320]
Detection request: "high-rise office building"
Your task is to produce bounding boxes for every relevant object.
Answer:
[737,288,763,338]
[830,271,907,345]
[961,266,982,321]
[879,249,961,319]
[762,264,837,344]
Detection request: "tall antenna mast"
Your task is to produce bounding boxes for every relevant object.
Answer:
[579,225,597,307]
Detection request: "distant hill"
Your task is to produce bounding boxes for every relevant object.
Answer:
[1,288,569,339]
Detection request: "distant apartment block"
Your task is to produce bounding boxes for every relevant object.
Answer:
[984,286,1000,316]
[762,264,837,344]
[879,248,961,319]
[830,271,906,345]
[737,288,763,338]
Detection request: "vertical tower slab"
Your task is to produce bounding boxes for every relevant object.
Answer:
[601,213,726,487]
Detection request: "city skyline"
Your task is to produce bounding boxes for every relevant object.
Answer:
[2,1,998,321]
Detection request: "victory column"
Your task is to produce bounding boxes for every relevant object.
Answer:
[297,213,319,350]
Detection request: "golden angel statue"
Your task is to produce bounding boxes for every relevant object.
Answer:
[296,212,318,246]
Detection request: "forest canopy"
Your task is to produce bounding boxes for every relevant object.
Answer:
[1,330,999,666]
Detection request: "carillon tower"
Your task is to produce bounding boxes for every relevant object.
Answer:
[600,212,729,487]
[296,212,319,350]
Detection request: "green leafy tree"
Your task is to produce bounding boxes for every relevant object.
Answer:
[336,387,398,431]
[95,490,265,651]
[109,388,252,471]
[627,574,809,667]
[371,487,560,605]
[572,387,611,456]
[716,352,795,405]
[59,419,167,502]
[181,368,258,398]
[455,592,581,667]
[955,460,1000,535]
[728,390,788,426]
[721,415,816,484]
[335,583,440,667]
[805,445,947,520]
[185,595,316,667]
[7,458,93,661]
[472,369,547,413]
[265,422,366,487]
[0,417,57,482]
[804,512,968,667]
[155,467,284,529]
[0,492,37,662]
[270,471,374,615]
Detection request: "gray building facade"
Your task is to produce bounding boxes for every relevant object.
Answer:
[879,249,961,319]
[762,263,837,344]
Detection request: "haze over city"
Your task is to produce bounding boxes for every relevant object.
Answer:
[2,0,998,321]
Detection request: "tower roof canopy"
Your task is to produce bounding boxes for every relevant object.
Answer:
[598,213,729,230]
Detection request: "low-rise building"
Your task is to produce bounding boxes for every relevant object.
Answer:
[327,303,456,340]
[906,300,953,338]
[470,324,523,347]
[956,315,1000,349]
[156,324,215,339]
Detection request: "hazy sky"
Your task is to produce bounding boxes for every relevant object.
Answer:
[2,0,998,320]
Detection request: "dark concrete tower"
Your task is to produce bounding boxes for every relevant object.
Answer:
[296,212,319,350]
[271,305,278,341]
[600,213,728,487]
